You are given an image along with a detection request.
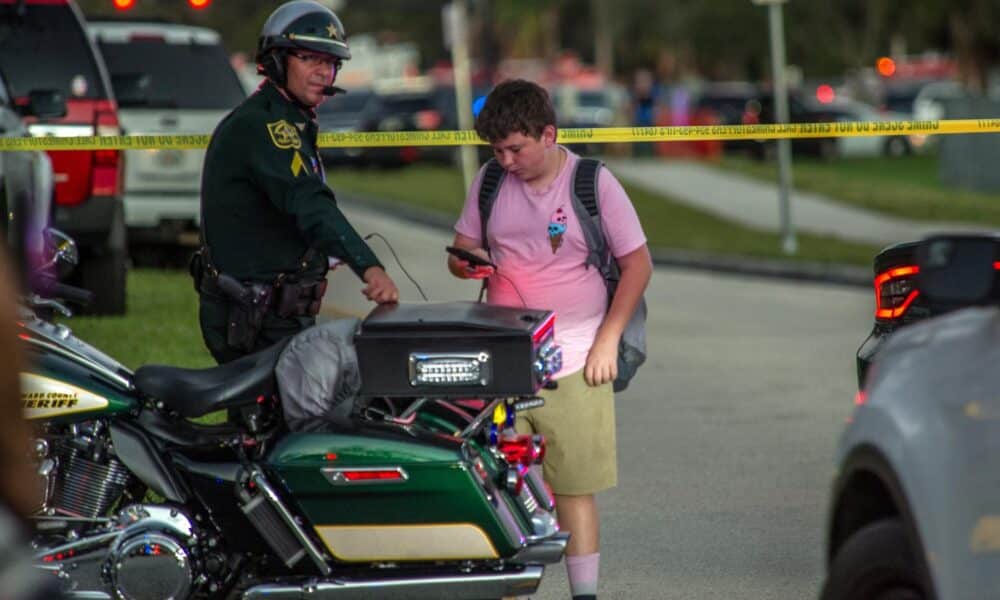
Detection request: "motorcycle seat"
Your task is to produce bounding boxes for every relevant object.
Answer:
[134,340,289,418]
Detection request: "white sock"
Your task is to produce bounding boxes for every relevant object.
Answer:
[566,552,600,597]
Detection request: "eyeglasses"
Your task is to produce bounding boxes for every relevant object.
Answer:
[288,51,342,71]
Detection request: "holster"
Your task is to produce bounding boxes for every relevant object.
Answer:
[275,278,328,318]
[199,270,274,354]
[195,243,325,352]
[225,282,273,353]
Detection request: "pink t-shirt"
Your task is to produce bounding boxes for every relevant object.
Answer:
[454,148,647,377]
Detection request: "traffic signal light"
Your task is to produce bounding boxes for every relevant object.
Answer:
[112,0,135,10]
[188,0,211,9]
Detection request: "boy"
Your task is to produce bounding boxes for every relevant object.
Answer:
[448,79,652,599]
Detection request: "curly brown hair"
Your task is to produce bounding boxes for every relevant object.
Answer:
[474,79,557,143]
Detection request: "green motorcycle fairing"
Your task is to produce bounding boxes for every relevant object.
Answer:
[22,349,138,423]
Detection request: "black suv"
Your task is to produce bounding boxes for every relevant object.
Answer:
[0,0,127,314]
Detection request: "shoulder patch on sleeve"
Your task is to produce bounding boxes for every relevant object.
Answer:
[267,119,302,149]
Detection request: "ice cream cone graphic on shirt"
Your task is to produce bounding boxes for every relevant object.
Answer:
[549,233,563,253]
[548,207,568,254]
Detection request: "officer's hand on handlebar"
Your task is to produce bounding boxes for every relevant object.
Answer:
[362,266,399,304]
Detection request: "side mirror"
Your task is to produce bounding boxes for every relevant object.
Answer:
[915,234,998,305]
[42,228,79,279]
[23,90,67,120]
[111,73,151,107]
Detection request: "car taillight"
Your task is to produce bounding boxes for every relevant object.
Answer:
[874,265,919,321]
[92,106,123,197]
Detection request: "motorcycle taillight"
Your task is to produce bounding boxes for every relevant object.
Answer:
[875,265,919,321]
[498,434,546,467]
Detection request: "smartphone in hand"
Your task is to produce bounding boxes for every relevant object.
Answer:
[446,246,496,268]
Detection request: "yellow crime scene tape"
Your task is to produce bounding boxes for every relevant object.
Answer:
[2,118,1000,151]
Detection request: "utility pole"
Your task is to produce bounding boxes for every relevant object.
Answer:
[444,1,478,192]
[753,0,797,255]
[591,0,613,77]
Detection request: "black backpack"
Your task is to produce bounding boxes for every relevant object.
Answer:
[478,157,647,392]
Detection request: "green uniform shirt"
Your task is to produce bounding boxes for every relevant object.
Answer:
[200,80,381,282]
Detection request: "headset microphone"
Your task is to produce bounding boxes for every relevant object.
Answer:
[321,85,346,96]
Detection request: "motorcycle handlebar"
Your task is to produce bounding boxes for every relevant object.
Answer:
[49,281,94,307]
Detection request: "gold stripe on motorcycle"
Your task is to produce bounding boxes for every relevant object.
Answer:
[315,523,499,562]
[4,118,1000,151]
[20,373,109,420]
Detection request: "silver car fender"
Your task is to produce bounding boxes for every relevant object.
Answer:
[835,306,1000,600]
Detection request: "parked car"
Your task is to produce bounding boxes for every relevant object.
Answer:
[0,0,127,314]
[0,69,62,277]
[880,81,924,117]
[912,80,965,122]
[691,81,762,128]
[551,84,625,129]
[318,79,457,168]
[316,87,380,166]
[87,20,246,265]
[823,233,1000,600]
[694,84,842,160]
[551,83,626,155]
[823,99,918,158]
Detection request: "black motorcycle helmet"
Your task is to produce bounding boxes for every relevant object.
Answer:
[255,0,351,86]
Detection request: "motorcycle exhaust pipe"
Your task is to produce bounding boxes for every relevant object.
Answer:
[242,565,544,599]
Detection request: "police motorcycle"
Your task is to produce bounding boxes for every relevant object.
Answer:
[19,232,567,599]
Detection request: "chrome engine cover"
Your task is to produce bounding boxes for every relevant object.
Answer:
[110,531,193,600]
[107,505,197,600]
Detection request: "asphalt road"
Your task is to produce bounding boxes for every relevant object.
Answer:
[323,201,870,599]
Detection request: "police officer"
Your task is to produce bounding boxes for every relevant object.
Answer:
[197,0,398,364]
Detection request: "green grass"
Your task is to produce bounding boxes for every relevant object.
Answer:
[331,164,880,265]
[61,269,213,371]
[716,154,1000,226]
[333,165,469,214]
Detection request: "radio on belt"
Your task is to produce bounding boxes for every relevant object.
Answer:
[354,301,563,397]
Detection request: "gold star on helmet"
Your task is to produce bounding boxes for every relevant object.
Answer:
[327,23,337,38]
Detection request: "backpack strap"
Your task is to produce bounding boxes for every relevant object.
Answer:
[475,158,506,301]
[569,158,616,279]
[573,157,601,218]
[571,157,647,392]
[478,158,507,255]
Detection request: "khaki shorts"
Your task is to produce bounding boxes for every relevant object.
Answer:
[514,369,617,496]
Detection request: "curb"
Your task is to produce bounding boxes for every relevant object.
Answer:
[337,192,872,290]
[648,247,871,288]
